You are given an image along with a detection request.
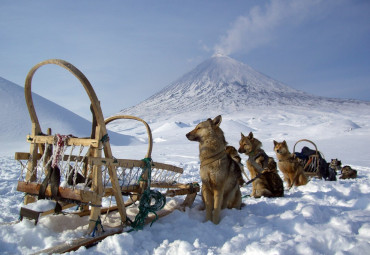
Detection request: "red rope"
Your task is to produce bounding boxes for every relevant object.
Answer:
[51,134,70,168]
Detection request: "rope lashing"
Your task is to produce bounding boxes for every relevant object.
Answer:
[129,158,166,231]
[90,216,104,237]
[100,134,110,143]
[98,134,110,150]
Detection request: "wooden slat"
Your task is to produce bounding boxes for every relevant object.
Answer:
[17,181,98,203]
[27,135,100,148]
[304,172,320,177]
[40,203,76,217]
[32,226,125,255]
[152,162,183,174]
[17,181,143,203]
[20,203,77,221]
[73,198,138,217]
[15,152,36,161]
[165,188,199,197]
[89,157,144,167]
[164,183,200,197]
[89,157,183,174]
[151,182,196,189]
[180,193,198,209]
[103,185,141,196]
[15,152,87,163]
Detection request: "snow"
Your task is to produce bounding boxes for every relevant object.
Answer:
[1,105,370,254]
[1,57,370,254]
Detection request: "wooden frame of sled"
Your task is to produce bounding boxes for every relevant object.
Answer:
[15,59,199,235]
[293,139,322,178]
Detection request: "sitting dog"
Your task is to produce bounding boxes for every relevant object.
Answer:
[186,115,242,224]
[340,165,357,179]
[225,145,249,184]
[329,159,342,172]
[273,140,308,188]
[238,132,284,198]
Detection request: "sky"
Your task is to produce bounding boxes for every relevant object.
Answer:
[1,0,369,119]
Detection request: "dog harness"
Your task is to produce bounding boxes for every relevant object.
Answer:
[200,150,227,167]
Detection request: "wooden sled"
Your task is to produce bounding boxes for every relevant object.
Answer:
[14,59,199,240]
[293,139,322,178]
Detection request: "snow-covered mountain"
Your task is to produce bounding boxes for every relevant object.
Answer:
[120,55,369,119]
[0,77,138,155]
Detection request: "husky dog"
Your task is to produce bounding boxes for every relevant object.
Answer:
[330,159,342,172]
[225,145,249,184]
[238,132,284,198]
[186,115,242,224]
[273,140,308,188]
[340,165,357,179]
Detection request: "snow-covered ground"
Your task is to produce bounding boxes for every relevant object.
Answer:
[1,105,369,254]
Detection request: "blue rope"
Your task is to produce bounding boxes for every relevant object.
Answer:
[129,158,166,231]
[90,216,104,237]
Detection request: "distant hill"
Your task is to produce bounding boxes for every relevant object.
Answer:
[0,77,138,155]
[120,55,369,119]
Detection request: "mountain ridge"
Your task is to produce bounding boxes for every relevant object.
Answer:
[120,56,369,119]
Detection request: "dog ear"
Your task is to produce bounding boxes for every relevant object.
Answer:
[248,132,253,139]
[241,132,245,138]
[273,140,277,146]
[283,140,287,145]
[212,115,222,127]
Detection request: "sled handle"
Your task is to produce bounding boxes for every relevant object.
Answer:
[24,59,105,136]
[24,59,128,228]
[104,115,153,159]
[293,139,318,155]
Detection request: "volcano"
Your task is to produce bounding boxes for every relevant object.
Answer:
[119,55,367,119]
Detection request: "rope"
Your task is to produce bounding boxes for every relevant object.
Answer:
[242,169,268,187]
[99,134,110,150]
[100,134,110,143]
[90,216,104,237]
[129,158,166,231]
[52,134,70,168]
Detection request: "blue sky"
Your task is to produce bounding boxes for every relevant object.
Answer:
[1,0,369,119]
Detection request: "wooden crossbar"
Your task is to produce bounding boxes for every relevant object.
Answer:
[17,181,99,203]
[15,152,87,163]
[26,135,99,148]
[89,157,183,174]
[151,182,195,189]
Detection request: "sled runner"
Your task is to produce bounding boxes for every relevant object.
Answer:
[14,59,199,245]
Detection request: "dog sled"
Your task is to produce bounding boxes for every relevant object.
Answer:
[13,59,199,253]
[293,139,336,181]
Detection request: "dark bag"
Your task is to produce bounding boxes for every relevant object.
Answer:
[295,146,336,181]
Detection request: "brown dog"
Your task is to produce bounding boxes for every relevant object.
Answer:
[186,115,242,224]
[238,132,284,198]
[340,165,357,179]
[273,140,308,188]
[225,145,249,184]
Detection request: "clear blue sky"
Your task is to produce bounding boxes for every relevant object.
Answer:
[1,0,369,119]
